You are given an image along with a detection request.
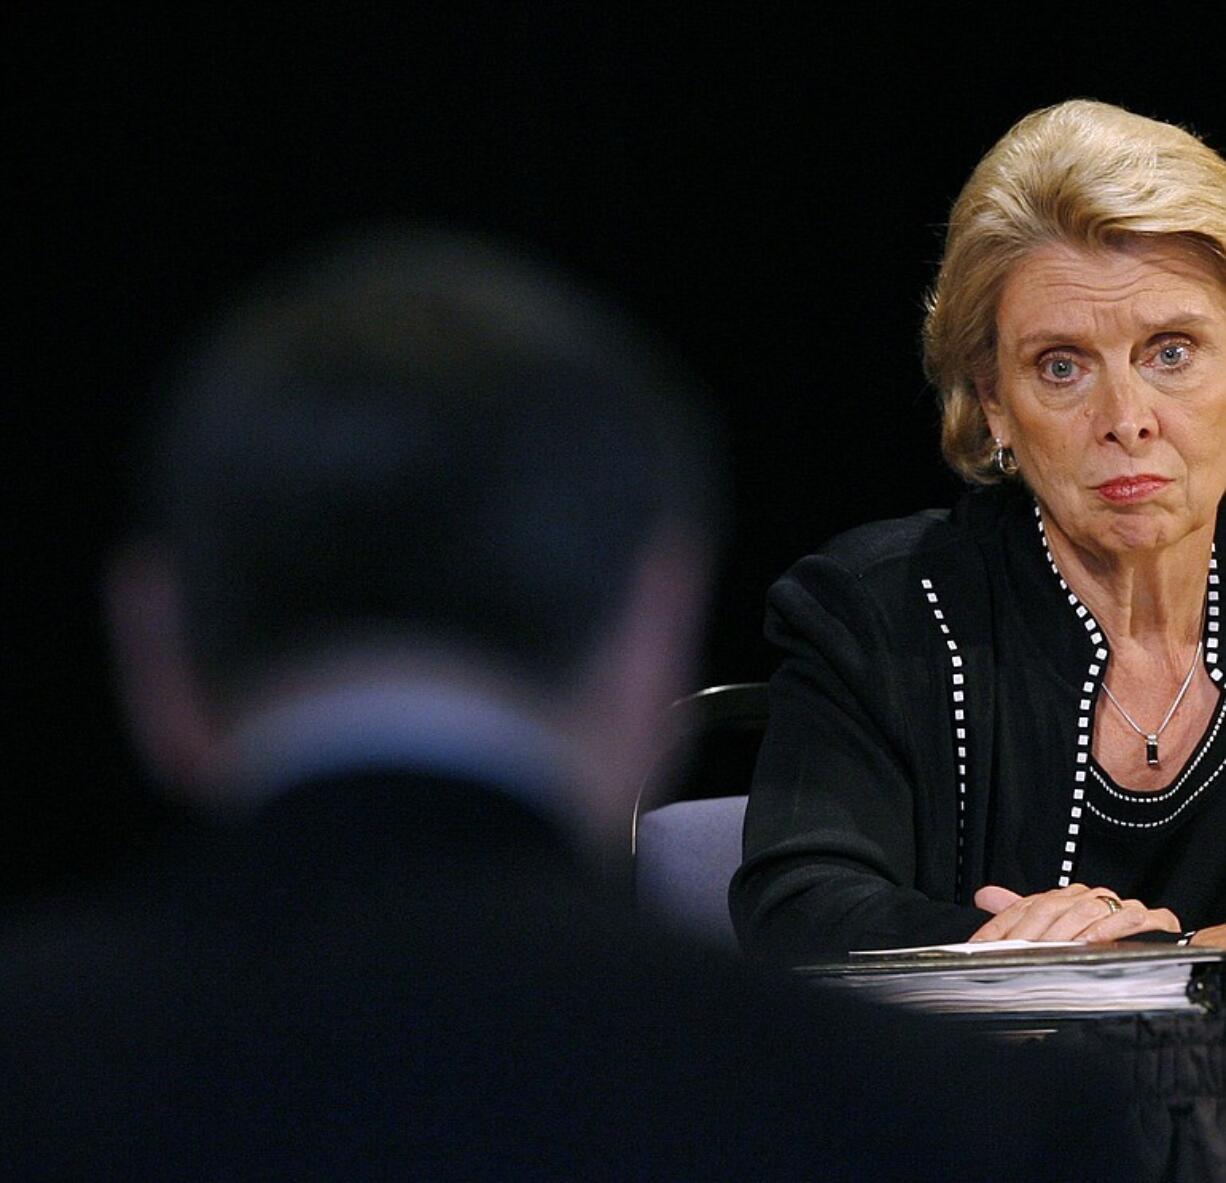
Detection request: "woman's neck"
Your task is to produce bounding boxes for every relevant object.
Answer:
[1042,512,1212,657]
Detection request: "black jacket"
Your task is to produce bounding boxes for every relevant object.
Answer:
[732,485,1226,963]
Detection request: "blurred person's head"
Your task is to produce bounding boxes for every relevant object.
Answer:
[108,226,720,850]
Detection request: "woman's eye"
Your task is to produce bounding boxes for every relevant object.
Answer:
[1156,343,1190,367]
[1040,356,1077,381]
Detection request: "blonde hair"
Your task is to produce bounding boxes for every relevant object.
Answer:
[923,99,1226,483]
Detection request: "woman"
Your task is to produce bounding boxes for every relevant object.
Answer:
[731,100,1226,962]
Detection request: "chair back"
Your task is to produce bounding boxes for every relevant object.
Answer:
[632,683,768,948]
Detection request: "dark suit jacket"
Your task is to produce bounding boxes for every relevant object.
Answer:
[0,768,1145,1180]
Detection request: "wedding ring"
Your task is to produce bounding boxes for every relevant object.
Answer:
[1096,895,1122,916]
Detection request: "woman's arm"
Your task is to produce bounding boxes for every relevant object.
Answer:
[729,552,990,963]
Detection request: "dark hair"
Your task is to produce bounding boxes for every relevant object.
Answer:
[141,227,719,707]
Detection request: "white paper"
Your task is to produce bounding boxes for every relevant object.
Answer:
[832,961,1197,1014]
[828,939,1205,1014]
[850,939,1085,957]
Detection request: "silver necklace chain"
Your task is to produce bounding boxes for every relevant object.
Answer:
[1100,638,1204,768]
[1035,504,1211,769]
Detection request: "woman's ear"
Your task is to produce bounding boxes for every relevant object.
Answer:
[973,375,1007,442]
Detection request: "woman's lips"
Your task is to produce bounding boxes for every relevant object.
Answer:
[1094,475,1171,503]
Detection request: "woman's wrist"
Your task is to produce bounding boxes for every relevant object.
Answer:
[1186,925,1226,948]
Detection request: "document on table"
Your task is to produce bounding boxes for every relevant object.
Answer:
[850,939,1084,957]
[799,940,1225,1016]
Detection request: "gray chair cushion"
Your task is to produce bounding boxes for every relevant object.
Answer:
[634,796,748,950]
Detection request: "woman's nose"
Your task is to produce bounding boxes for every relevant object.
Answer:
[1091,367,1158,450]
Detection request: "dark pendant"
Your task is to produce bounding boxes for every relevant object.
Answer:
[1145,735,1160,768]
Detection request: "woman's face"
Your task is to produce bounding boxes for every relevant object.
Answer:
[979,239,1226,561]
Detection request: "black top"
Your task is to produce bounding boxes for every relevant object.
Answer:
[731,484,1226,963]
[1080,693,1226,924]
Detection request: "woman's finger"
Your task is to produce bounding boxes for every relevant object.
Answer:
[968,884,1098,942]
[968,899,1031,942]
[968,885,1176,944]
[1012,889,1125,942]
[973,885,1023,914]
[1076,904,1181,943]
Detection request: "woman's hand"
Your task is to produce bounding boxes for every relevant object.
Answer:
[970,883,1180,943]
[1188,925,1226,947]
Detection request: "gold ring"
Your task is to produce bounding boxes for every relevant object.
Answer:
[1096,895,1122,915]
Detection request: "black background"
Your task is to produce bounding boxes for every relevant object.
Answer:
[9,7,1226,895]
